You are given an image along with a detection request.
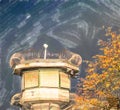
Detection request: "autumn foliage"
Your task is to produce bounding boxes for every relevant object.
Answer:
[76,28,120,110]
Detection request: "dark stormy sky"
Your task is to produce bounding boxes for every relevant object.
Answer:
[0,0,120,109]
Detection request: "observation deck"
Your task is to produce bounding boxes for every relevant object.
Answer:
[10,45,82,110]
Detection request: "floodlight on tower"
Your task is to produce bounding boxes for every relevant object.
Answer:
[43,43,48,59]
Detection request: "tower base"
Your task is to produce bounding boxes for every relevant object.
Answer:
[11,93,75,110]
[31,103,60,110]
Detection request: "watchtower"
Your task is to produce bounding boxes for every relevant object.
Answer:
[10,44,82,110]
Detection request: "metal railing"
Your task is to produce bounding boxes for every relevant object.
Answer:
[9,49,82,68]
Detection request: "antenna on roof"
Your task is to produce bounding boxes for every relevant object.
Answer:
[43,44,48,59]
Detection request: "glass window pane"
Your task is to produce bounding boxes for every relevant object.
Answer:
[24,70,39,89]
[60,72,70,89]
[40,69,59,87]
